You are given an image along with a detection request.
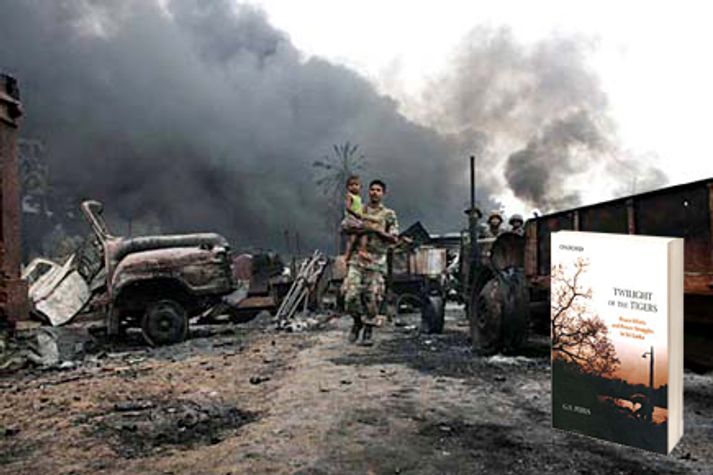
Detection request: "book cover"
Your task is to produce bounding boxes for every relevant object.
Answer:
[551,231,683,454]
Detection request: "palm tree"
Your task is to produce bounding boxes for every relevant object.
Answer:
[313,142,366,253]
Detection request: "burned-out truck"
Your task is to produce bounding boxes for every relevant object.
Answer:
[25,200,240,345]
[388,244,448,333]
[463,229,529,355]
[466,172,713,366]
[523,177,713,369]
[459,154,530,355]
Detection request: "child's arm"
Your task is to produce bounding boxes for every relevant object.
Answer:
[345,193,353,210]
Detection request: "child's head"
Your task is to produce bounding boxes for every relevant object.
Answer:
[346,175,361,194]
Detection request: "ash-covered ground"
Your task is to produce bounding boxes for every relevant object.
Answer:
[1,305,711,474]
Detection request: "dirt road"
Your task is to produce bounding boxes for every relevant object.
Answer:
[1,307,711,474]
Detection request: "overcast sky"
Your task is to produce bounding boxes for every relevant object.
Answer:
[250,0,713,208]
[3,0,709,249]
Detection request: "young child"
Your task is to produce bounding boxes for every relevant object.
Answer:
[342,175,377,261]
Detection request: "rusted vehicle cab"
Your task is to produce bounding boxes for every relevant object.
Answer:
[523,178,713,368]
[388,245,448,333]
[81,201,236,345]
[525,178,713,301]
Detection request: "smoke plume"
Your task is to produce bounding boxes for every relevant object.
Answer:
[419,27,667,213]
[1,3,667,255]
[1,0,462,252]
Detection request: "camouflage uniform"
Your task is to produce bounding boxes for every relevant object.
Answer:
[482,226,501,238]
[344,203,399,326]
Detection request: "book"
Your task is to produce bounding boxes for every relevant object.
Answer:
[550,231,683,454]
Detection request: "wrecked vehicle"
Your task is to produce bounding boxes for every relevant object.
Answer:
[388,244,448,334]
[212,251,292,323]
[459,155,529,356]
[463,231,529,355]
[25,200,239,345]
[22,255,95,327]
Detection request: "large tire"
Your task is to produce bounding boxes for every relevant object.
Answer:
[469,270,529,355]
[500,270,529,354]
[421,295,445,334]
[470,277,503,355]
[141,299,188,346]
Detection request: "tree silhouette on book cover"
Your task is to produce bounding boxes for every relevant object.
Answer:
[551,257,668,453]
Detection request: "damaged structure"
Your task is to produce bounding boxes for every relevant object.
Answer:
[452,148,713,368]
[523,177,713,368]
[0,73,28,333]
[23,200,239,345]
[22,198,326,346]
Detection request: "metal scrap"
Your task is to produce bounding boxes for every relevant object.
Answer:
[22,255,91,326]
[27,326,97,366]
[275,251,328,329]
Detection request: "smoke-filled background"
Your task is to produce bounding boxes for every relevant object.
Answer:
[0,0,667,255]
[417,27,667,212]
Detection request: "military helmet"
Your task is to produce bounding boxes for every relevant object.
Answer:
[509,213,524,225]
[464,205,483,219]
[487,211,503,225]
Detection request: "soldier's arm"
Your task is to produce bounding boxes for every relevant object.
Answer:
[382,211,400,243]
[388,211,400,236]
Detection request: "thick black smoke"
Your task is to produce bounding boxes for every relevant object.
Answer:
[2,2,668,255]
[1,0,463,252]
[420,27,667,213]
[505,110,609,210]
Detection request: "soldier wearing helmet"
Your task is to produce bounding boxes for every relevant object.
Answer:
[508,213,525,236]
[483,211,504,238]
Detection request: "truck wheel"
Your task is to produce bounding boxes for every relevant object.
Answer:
[469,277,502,355]
[469,270,529,355]
[421,295,445,334]
[141,299,188,346]
[500,270,529,354]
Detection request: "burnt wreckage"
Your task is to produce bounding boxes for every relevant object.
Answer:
[23,199,291,345]
[465,162,713,366]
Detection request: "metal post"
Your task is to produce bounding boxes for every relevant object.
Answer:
[469,155,480,267]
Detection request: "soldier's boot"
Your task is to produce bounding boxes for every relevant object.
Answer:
[348,318,363,343]
[359,325,374,346]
